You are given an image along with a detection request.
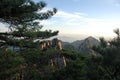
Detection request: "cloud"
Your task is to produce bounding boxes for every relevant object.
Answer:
[54,11,79,19]
[53,10,99,26]
[46,10,120,37]
[40,20,57,25]
[35,9,120,38]
[40,10,90,28]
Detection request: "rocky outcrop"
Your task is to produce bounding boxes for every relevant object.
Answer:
[50,54,66,68]
[40,38,63,51]
[78,36,99,55]
[48,38,66,68]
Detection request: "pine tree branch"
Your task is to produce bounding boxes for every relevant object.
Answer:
[0,35,39,48]
[0,0,57,26]
[0,30,59,39]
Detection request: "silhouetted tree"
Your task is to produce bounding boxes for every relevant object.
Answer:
[0,0,58,48]
[0,0,57,27]
[92,28,120,80]
[0,0,58,80]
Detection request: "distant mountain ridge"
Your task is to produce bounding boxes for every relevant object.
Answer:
[62,36,100,55]
[71,40,84,50]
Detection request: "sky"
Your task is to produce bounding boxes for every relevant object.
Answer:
[1,0,120,42]
[38,0,120,41]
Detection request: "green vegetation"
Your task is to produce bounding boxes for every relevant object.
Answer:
[0,0,120,80]
[92,28,120,80]
[0,0,58,80]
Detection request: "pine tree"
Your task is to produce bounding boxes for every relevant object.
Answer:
[0,0,59,80]
[0,0,57,26]
[92,28,120,80]
[0,0,58,48]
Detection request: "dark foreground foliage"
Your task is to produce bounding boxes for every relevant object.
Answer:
[0,0,120,80]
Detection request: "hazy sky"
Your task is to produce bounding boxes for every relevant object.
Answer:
[38,0,120,38]
[1,0,120,42]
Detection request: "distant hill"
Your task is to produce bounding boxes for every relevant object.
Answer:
[71,40,84,50]
[62,36,100,55]
[62,40,83,50]
[78,36,99,55]
[62,41,76,50]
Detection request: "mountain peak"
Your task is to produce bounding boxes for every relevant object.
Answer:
[85,36,97,41]
[78,36,99,54]
[62,36,100,55]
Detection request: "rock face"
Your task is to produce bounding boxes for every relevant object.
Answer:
[78,36,99,55]
[50,38,66,68]
[62,36,100,55]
